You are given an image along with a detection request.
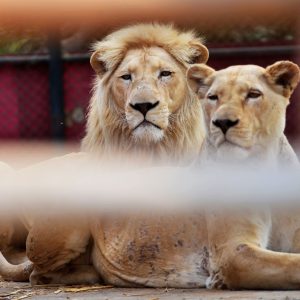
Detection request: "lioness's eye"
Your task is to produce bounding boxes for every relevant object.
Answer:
[121,74,132,81]
[159,71,172,77]
[207,94,218,101]
[247,91,262,99]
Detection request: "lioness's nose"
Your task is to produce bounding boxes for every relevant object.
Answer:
[212,119,239,134]
[130,101,159,116]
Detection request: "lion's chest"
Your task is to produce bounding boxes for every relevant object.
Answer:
[91,215,209,287]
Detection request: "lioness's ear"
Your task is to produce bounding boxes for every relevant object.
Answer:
[187,64,215,96]
[90,50,107,77]
[265,61,300,97]
[189,42,209,64]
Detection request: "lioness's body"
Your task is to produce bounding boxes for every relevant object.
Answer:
[188,61,300,289]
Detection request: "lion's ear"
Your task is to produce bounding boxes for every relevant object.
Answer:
[90,50,107,77]
[187,64,215,96]
[189,42,209,64]
[265,61,300,97]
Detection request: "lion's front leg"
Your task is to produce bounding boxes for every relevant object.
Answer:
[0,217,28,253]
[30,261,100,285]
[206,210,300,290]
[27,217,99,286]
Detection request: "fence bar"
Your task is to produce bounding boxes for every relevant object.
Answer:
[210,45,300,57]
[0,45,299,65]
[48,33,65,140]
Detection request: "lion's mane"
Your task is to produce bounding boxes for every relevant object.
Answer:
[82,24,207,162]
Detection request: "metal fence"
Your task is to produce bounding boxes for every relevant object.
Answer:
[0,44,299,146]
[0,51,93,141]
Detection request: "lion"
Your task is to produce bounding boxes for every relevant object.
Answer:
[0,24,212,286]
[82,23,208,162]
[187,60,300,289]
[187,61,299,167]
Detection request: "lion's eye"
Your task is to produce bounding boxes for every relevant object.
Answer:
[159,71,172,77]
[121,74,132,81]
[207,94,218,101]
[247,91,262,99]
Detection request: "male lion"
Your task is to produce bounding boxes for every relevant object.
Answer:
[82,23,209,162]
[187,60,300,290]
[0,24,211,286]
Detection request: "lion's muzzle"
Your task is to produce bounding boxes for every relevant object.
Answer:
[130,101,159,117]
[212,119,239,135]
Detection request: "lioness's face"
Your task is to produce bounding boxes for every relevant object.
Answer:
[110,47,188,144]
[188,62,300,150]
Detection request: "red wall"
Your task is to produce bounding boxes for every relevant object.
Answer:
[0,49,299,146]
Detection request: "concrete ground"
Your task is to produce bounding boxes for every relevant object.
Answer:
[1,282,300,300]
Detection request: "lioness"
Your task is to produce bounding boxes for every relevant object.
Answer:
[187,60,300,289]
[188,61,299,167]
[0,24,211,286]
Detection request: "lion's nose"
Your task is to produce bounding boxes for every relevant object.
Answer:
[130,101,159,117]
[212,119,239,134]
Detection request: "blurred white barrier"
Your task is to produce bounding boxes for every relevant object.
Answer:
[0,153,299,214]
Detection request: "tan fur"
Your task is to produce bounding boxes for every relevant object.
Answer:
[2,24,211,286]
[188,61,300,290]
[0,162,28,276]
[82,23,208,163]
[188,61,300,166]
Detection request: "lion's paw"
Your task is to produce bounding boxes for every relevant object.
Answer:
[206,271,227,289]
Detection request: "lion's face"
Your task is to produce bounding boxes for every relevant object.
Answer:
[85,24,209,157]
[188,61,300,151]
[108,47,188,144]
